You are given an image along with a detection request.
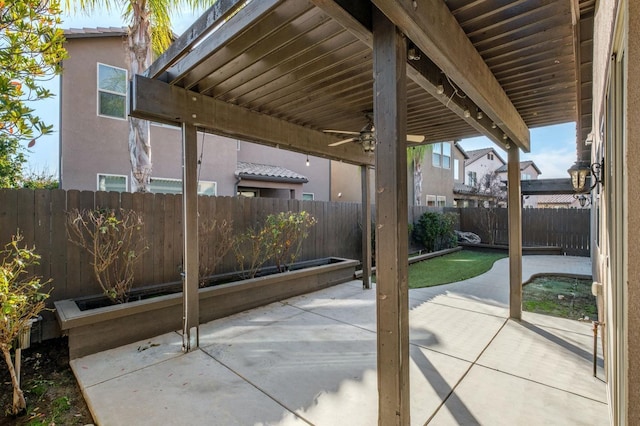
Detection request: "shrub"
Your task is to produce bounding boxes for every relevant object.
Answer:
[264,211,317,272]
[234,211,317,278]
[198,218,234,286]
[66,208,148,303]
[412,211,458,252]
[0,234,51,415]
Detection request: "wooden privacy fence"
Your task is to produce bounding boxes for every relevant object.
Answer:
[0,189,362,304]
[0,189,591,305]
[454,207,590,256]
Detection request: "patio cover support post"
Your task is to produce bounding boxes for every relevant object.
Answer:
[373,8,410,424]
[507,145,522,320]
[361,165,372,290]
[182,122,199,351]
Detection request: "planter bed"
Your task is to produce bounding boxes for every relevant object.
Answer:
[458,242,564,255]
[55,257,357,359]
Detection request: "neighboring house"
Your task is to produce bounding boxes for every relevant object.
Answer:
[536,194,589,209]
[330,140,461,207]
[454,147,506,207]
[495,160,541,208]
[59,27,330,200]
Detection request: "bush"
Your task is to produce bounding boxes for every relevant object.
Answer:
[66,208,148,303]
[412,211,458,252]
[234,211,316,278]
[0,234,51,415]
[198,218,234,286]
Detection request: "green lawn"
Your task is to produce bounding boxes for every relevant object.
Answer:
[406,250,507,289]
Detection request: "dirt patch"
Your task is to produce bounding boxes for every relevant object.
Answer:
[0,338,93,426]
[523,275,596,320]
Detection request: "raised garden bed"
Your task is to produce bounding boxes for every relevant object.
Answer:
[55,257,357,359]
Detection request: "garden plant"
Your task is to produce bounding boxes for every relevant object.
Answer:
[0,234,51,415]
[66,208,148,304]
[234,211,317,278]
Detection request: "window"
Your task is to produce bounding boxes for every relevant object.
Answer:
[432,142,451,168]
[466,171,477,186]
[436,196,446,207]
[149,177,217,195]
[432,143,441,167]
[97,174,127,192]
[454,159,460,180]
[97,63,127,119]
[442,143,451,169]
[302,193,314,201]
[521,173,532,181]
[426,195,436,207]
[487,153,494,160]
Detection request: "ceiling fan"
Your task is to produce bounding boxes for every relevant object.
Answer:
[324,115,425,152]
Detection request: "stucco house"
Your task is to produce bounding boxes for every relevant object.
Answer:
[59,27,330,201]
[496,160,541,208]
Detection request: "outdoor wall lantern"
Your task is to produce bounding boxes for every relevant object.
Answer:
[567,158,605,193]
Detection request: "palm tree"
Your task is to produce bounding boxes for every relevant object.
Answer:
[407,145,430,206]
[66,0,216,191]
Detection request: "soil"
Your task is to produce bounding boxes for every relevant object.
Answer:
[523,275,597,320]
[0,338,93,426]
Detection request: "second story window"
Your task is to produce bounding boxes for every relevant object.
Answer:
[432,142,451,169]
[97,63,127,119]
[466,171,477,187]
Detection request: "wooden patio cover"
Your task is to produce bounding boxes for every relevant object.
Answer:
[130,0,595,423]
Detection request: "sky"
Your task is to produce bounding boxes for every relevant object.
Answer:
[24,7,578,180]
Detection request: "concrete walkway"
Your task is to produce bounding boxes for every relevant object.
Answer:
[71,256,609,425]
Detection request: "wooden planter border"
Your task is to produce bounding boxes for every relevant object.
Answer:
[55,257,357,359]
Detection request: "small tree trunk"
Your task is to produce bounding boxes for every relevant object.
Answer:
[1,344,26,415]
[127,2,153,192]
[414,159,423,206]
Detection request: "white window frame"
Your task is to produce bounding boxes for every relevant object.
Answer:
[442,143,451,169]
[436,195,446,207]
[466,171,477,186]
[302,193,315,201]
[97,63,128,120]
[426,194,436,207]
[432,142,442,167]
[454,159,460,180]
[97,173,128,192]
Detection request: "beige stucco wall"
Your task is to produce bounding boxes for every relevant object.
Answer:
[592,0,640,423]
[330,161,374,202]
[60,35,330,200]
[626,2,640,423]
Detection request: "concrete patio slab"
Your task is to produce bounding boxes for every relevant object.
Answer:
[429,363,608,425]
[477,316,606,402]
[81,349,308,426]
[71,255,608,425]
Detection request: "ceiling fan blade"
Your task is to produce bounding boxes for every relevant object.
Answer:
[406,134,425,143]
[329,138,357,147]
[324,129,360,136]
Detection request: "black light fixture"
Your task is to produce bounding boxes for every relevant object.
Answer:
[567,158,605,193]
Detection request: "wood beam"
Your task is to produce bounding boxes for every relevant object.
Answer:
[182,122,199,352]
[130,75,373,166]
[372,0,530,152]
[507,145,522,320]
[145,0,248,79]
[373,9,410,424]
[312,0,508,148]
[361,165,372,290]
